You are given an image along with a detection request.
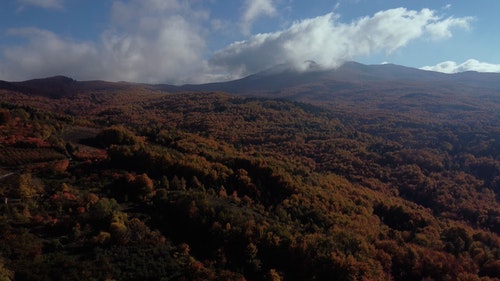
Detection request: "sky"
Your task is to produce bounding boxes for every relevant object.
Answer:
[1,0,500,84]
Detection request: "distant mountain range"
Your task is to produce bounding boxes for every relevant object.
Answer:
[2,61,500,97]
[1,62,500,115]
[172,62,500,100]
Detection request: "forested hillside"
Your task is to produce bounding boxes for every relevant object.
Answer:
[0,74,500,280]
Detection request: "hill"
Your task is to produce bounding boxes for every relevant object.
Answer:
[0,75,162,98]
[0,63,500,280]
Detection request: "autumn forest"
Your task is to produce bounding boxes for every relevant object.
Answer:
[1,64,500,281]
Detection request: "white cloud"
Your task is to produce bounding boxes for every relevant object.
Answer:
[425,16,470,39]
[241,0,277,35]
[0,5,475,84]
[2,0,210,84]
[421,59,500,73]
[101,0,208,83]
[1,28,99,81]
[18,0,64,9]
[210,8,473,79]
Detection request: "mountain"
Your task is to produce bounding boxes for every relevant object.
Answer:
[2,62,500,123]
[154,62,500,122]
[3,62,500,100]
[3,61,500,126]
[169,61,500,97]
[160,62,500,126]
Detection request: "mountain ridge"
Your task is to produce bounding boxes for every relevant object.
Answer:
[3,61,500,98]
[169,61,500,95]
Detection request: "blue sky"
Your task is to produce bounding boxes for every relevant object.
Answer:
[1,0,500,84]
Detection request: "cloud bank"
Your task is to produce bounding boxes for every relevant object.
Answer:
[2,0,208,84]
[0,3,473,84]
[2,28,100,80]
[101,0,208,83]
[421,59,500,73]
[210,8,472,78]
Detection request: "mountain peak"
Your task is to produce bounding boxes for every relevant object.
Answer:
[17,75,76,84]
[39,75,76,83]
